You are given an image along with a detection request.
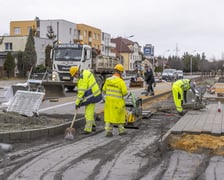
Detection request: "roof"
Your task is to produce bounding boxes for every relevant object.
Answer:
[111,37,133,53]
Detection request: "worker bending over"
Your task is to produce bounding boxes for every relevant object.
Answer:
[102,64,128,137]
[172,79,197,116]
[69,66,102,134]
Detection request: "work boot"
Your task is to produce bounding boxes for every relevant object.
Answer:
[119,131,127,136]
[178,111,184,116]
[150,92,154,96]
[105,132,113,137]
[92,125,96,132]
[82,130,91,135]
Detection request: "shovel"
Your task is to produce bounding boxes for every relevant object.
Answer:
[64,109,77,140]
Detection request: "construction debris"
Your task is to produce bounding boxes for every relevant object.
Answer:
[168,134,224,156]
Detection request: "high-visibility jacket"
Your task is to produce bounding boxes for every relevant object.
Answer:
[76,70,102,106]
[173,79,191,91]
[103,74,128,124]
[172,79,193,112]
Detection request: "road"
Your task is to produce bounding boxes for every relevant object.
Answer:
[6,111,179,180]
[1,78,224,180]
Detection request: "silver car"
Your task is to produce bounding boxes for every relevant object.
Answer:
[177,70,183,79]
[161,69,178,81]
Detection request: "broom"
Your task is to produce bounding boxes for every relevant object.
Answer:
[64,109,77,140]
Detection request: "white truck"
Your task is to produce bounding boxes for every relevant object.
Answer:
[42,43,119,98]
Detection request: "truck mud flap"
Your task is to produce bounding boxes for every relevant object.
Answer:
[42,81,65,99]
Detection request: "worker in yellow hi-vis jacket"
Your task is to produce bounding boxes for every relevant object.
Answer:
[69,66,102,134]
[172,79,197,116]
[102,64,128,137]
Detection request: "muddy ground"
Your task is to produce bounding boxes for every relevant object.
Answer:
[1,78,223,180]
[0,112,69,132]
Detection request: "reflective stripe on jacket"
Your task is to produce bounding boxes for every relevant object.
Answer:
[103,75,128,124]
[76,70,102,106]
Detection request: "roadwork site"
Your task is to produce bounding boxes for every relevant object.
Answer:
[1,77,224,180]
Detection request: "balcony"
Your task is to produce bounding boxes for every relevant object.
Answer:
[74,35,83,41]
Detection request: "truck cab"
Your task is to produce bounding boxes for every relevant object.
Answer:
[51,43,92,83]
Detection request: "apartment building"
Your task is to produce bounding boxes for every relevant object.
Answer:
[101,32,116,57]
[75,24,101,50]
[2,18,132,77]
[0,35,52,75]
[10,18,76,43]
[111,37,142,71]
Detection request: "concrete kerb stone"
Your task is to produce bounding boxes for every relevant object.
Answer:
[0,122,71,143]
[141,91,172,104]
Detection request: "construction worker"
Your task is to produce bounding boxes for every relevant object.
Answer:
[172,79,197,116]
[69,66,103,134]
[144,65,155,96]
[102,64,128,137]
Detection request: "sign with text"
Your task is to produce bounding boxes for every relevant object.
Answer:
[143,45,154,57]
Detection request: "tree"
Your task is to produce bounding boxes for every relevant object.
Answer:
[4,52,15,78]
[46,26,56,40]
[45,44,52,68]
[22,29,37,77]
[17,51,25,78]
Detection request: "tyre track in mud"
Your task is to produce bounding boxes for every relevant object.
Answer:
[6,107,180,180]
[4,78,221,180]
[4,109,217,180]
[7,127,159,180]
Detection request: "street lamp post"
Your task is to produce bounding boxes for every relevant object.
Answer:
[162,49,170,72]
[190,56,192,76]
[190,50,196,76]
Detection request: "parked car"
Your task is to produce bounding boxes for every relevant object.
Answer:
[177,70,184,79]
[161,69,178,81]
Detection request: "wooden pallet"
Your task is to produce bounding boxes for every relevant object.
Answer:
[129,81,144,88]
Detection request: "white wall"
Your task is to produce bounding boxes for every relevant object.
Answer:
[39,20,76,43]
[0,36,52,66]
[101,32,116,57]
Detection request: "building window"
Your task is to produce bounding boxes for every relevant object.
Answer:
[84,31,87,37]
[5,43,13,51]
[14,27,21,35]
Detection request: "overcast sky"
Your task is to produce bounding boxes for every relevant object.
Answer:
[1,0,224,60]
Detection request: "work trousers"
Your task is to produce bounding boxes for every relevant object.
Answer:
[84,103,96,132]
[172,85,183,113]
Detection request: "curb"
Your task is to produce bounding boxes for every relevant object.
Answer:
[0,117,86,143]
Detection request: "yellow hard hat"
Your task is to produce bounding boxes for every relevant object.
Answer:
[114,64,124,72]
[69,66,79,77]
